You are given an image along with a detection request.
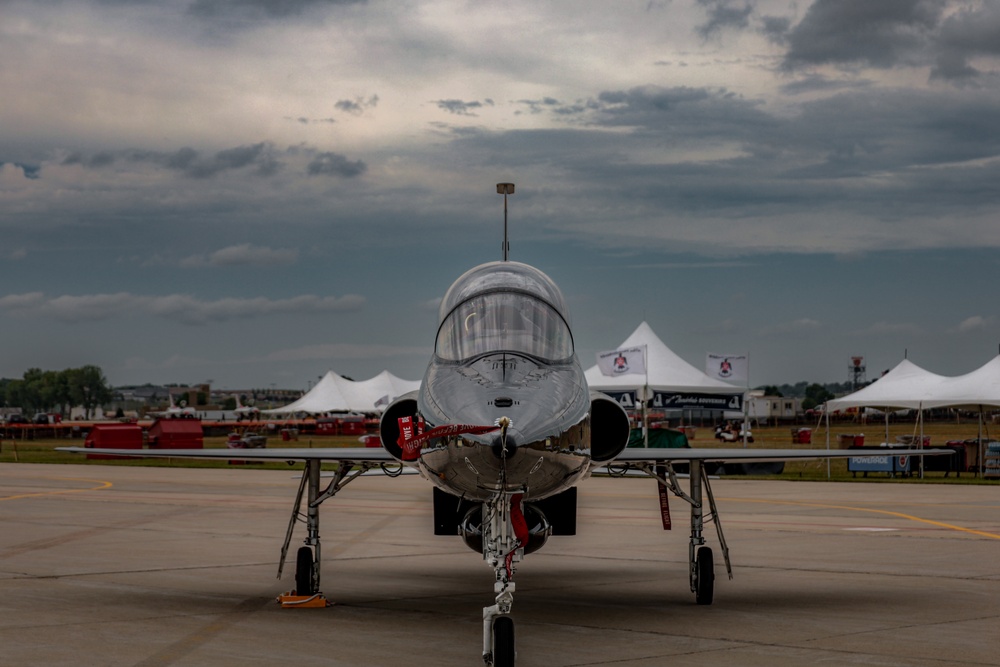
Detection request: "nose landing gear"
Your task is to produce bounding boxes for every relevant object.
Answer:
[481,489,525,666]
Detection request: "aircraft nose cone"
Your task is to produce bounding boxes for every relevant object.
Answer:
[491,428,519,459]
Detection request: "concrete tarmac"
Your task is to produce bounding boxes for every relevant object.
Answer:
[1,463,998,666]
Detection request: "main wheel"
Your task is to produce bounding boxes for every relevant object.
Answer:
[295,546,315,595]
[695,546,714,605]
[492,615,515,667]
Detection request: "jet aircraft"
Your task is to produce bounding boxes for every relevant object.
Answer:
[149,392,197,419]
[63,185,949,667]
[233,394,260,420]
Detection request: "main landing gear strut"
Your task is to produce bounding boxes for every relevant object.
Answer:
[644,459,732,605]
[277,459,378,606]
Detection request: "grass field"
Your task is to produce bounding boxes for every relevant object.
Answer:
[1,420,997,483]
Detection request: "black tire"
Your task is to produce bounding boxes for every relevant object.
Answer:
[295,546,315,595]
[695,546,714,605]
[492,615,515,667]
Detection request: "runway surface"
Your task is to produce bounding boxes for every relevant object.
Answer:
[1,463,998,666]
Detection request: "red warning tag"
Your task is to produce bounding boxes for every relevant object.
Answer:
[396,419,500,461]
[656,463,671,530]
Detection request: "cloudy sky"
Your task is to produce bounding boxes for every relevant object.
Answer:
[3,0,1000,391]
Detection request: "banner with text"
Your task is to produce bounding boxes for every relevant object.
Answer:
[649,391,744,411]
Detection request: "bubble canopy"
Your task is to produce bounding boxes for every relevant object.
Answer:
[435,261,574,363]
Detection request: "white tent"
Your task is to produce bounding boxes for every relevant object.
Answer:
[584,321,743,409]
[265,370,420,414]
[826,356,1000,476]
[827,355,1000,411]
[928,355,1000,409]
[826,359,948,411]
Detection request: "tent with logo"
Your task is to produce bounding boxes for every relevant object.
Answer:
[265,370,421,414]
[584,321,744,412]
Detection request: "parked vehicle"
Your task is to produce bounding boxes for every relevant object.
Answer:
[714,421,754,443]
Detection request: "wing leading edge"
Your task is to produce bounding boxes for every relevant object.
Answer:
[56,446,395,462]
[613,447,954,464]
[58,445,954,465]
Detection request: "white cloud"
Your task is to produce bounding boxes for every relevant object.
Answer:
[954,315,990,333]
[180,243,299,267]
[0,292,46,311]
[0,291,364,325]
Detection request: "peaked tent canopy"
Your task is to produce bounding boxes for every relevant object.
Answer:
[585,321,743,401]
[827,356,1000,411]
[928,355,1000,409]
[265,370,420,414]
[826,359,948,411]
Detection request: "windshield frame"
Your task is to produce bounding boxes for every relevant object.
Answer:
[434,287,575,364]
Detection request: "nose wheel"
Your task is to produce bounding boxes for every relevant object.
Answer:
[491,615,515,667]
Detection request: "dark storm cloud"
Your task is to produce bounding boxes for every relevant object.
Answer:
[434,99,494,116]
[54,142,370,179]
[186,0,364,19]
[781,0,946,71]
[779,74,874,95]
[306,152,367,177]
[696,0,754,38]
[140,142,281,179]
[757,14,791,45]
[593,86,773,142]
[701,0,1000,84]
[62,143,284,178]
[62,151,115,168]
[335,95,379,115]
[183,143,269,177]
[516,97,595,116]
[1,162,41,179]
[438,84,1000,224]
[932,4,1000,81]
[285,116,336,124]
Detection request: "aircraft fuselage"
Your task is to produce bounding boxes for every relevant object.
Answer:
[418,351,592,501]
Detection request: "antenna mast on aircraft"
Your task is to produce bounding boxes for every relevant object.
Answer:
[497,182,515,261]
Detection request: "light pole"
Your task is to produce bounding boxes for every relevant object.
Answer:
[496,183,514,261]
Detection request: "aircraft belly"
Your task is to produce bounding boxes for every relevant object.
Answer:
[420,437,589,501]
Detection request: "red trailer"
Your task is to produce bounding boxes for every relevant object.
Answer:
[148,419,203,449]
[84,423,143,460]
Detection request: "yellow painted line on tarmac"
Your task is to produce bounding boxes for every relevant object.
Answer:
[723,497,1000,540]
[0,476,113,501]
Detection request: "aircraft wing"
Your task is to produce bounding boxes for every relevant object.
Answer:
[612,447,953,464]
[56,446,395,462]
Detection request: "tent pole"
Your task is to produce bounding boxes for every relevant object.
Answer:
[918,402,924,479]
[884,410,889,448]
[643,344,649,448]
[825,410,830,480]
[741,352,750,448]
[978,405,984,479]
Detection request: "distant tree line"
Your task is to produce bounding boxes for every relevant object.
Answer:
[0,365,113,418]
[755,381,866,411]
